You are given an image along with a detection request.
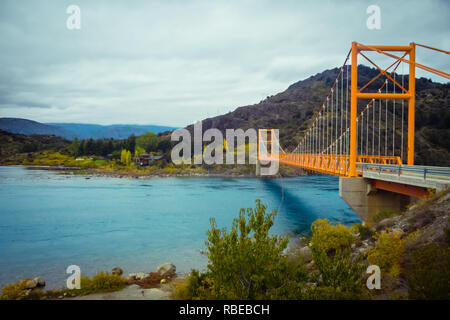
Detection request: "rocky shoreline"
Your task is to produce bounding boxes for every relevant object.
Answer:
[9,262,186,300]
[20,164,309,179]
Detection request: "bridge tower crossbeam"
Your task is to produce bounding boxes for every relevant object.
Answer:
[348,42,416,177]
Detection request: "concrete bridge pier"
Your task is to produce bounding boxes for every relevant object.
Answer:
[339,177,411,222]
[256,159,261,176]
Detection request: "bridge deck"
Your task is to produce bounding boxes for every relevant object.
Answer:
[361,164,450,192]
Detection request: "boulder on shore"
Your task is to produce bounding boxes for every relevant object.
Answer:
[298,246,313,263]
[24,279,37,289]
[34,277,46,287]
[156,263,176,278]
[392,228,405,238]
[376,218,395,231]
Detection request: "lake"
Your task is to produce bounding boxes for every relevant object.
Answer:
[0,166,360,288]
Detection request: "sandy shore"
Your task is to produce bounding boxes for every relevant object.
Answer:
[67,284,172,300]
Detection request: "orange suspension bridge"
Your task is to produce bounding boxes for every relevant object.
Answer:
[258,42,450,201]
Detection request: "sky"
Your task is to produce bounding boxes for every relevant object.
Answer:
[0,0,449,127]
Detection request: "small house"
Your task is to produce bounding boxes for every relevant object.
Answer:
[136,154,165,166]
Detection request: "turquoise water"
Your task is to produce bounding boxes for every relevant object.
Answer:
[0,166,360,288]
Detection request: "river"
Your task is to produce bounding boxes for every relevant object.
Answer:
[0,166,360,288]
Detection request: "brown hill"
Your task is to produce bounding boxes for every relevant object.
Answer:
[187,65,449,166]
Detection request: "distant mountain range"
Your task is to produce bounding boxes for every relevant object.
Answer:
[0,118,176,140]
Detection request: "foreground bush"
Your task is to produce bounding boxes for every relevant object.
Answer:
[173,200,310,299]
[0,280,29,300]
[309,220,368,299]
[312,248,367,295]
[310,219,355,253]
[350,223,374,240]
[172,270,214,300]
[0,271,128,300]
[405,243,450,300]
[205,200,292,299]
[367,231,405,277]
[74,271,128,296]
[174,204,372,300]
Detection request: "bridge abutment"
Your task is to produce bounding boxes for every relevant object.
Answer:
[339,177,410,223]
[256,159,261,176]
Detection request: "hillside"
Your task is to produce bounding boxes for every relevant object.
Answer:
[187,65,450,166]
[0,118,176,140]
[47,123,177,139]
[0,118,75,139]
[0,129,71,162]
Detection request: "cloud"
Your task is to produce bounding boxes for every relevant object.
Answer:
[0,0,448,126]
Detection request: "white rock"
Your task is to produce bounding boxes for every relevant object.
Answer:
[34,277,45,287]
[392,228,405,238]
[135,272,146,280]
[24,279,37,289]
[298,246,313,263]
[157,263,176,278]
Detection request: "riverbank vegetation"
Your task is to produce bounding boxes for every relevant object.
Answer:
[0,129,304,177]
[173,191,450,300]
[0,271,128,300]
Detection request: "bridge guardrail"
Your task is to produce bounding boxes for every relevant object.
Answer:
[360,163,450,181]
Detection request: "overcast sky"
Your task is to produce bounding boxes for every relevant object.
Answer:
[0,0,449,127]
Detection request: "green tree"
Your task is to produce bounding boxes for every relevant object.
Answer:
[134,146,145,158]
[126,150,132,166]
[126,134,136,154]
[136,132,158,153]
[70,137,80,156]
[205,200,290,299]
[85,139,94,155]
[120,149,127,164]
[157,138,172,153]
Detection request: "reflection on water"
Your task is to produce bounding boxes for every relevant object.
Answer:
[0,166,360,288]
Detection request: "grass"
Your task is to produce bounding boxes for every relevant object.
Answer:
[0,271,128,300]
[372,210,401,223]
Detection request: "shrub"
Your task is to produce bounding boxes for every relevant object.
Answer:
[405,244,450,300]
[0,279,29,300]
[205,200,291,299]
[304,285,369,300]
[308,219,367,299]
[0,271,128,300]
[367,231,405,277]
[373,210,400,223]
[310,219,355,254]
[350,223,374,240]
[172,270,214,300]
[312,248,366,293]
[74,272,127,295]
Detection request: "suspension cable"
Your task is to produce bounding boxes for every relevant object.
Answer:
[385,79,388,156]
[415,43,450,55]
[372,99,375,155]
[378,89,381,157]
[393,72,396,156]
[366,103,369,156]
[401,62,404,163]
